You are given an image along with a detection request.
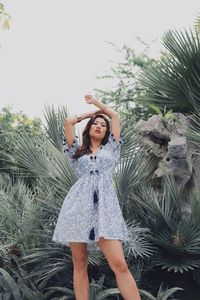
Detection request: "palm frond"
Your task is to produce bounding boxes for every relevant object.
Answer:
[115,118,158,218]
[183,111,200,148]
[43,104,68,151]
[0,268,22,299]
[0,178,43,252]
[139,28,200,113]
[126,170,200,272]
[190,190,200,220]
[5,129,77,196]
[194,12,200,35]
[123,221,155,259]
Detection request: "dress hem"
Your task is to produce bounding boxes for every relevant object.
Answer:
[52,235,130,247]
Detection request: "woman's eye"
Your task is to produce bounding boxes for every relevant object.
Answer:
[93,122,106,127]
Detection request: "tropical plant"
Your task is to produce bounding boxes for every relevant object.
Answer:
[184,110,200,149]
[140,282,183,300]
[89,274,120,300]
[139,28,200,114]
[0,264,75,300]
[94,42,157,121]
[131,171,200,272]
[0,106,43,179]
[0,267,22,300]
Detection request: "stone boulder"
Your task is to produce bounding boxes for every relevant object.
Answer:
[136,113,199,215]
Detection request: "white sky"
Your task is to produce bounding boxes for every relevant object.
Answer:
[0,0,200,130]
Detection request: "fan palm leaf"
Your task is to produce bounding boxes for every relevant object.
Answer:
[114,116,158,217]
[129,172,200,272]
[123,221,155,259]
[0,178,44,253]
[43,104,68,151]
[139,28,200,113]
[183,110,200,148]
[5,129,77,196]
[194,13,200,34]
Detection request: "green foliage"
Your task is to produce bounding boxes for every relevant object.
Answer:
[43,104,68,151]
[140,28,200,113]
[0,3,11,29]
[89,274,120,300]
[94,43,157,121]
[0,106,42,138]
[0,268,22,299]
[0,106,43,175]
[194,13,200,35]
[131,173,200,273]
[140,282,183,300]
[0,264,75,300]
[184,110,200,149]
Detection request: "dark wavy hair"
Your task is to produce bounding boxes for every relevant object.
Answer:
[73,114,111,160]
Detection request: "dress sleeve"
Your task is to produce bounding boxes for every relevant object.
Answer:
[63,135,80,159]
[108,131,124,152]
[63,135,80,177]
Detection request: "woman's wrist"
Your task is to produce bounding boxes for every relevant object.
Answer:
[93,98,118,118]
[65,110,99,125]
[74,111,96,123]
[93,98,107,113]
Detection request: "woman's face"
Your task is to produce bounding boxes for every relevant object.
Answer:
[89,117,107,141]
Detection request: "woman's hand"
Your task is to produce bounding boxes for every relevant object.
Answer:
[84,94,96,105]
[84,94,109,118]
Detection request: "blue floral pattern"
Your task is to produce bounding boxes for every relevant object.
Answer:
[52,131,129,251]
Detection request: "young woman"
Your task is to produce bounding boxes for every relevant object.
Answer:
[52,95,141,300]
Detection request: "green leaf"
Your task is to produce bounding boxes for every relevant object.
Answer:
[0,268,22,299]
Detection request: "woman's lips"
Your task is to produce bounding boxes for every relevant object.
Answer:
[95,130,100,133]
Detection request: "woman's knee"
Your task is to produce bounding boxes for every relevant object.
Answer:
[70,244,88,271]
[111,259,129,274]
[72,256,88,271]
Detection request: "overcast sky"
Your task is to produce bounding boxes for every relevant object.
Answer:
[0,0,200,130]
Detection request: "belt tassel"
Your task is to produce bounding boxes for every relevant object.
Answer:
[93,190,98,203]
[89,227,95,240]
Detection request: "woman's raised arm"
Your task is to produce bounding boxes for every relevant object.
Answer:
[84,95,121,141]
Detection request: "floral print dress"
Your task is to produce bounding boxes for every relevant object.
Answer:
[52,131,129,251]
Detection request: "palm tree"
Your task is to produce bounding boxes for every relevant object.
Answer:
[139,28,200,113]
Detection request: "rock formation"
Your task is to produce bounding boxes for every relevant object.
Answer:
[136,113,198,215]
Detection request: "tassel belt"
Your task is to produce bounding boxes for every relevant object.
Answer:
[88,170,99,241]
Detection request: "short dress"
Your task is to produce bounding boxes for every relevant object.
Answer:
[52,131,130,252]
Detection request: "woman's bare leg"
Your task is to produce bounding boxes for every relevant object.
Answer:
[97,237,141,300]
[69,242,89,300]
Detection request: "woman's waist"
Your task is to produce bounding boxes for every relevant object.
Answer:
[78,168,114,178]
